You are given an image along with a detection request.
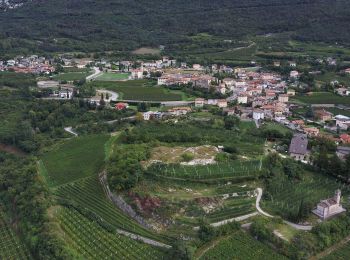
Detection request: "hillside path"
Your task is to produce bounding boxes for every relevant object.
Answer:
[256,188,313,231]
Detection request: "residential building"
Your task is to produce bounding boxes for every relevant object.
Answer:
[314,109,333,122]
[194,98,205,108]
[278,94,289,103]
[289,134,308,161]
[253,109,264,120]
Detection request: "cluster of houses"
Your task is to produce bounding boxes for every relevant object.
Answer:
[0,55,55,74]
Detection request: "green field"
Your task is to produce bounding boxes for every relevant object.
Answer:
[95,72,130,81]
[58,207,166,259]
[0,210,31,260]
[40,135,109,187]
[262,171,350,220]
[53,71,92,81]
[198,231,286,260]
[90,80,184,101]
[292,92,350,105]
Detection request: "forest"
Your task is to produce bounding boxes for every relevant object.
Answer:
[0,0,349,56]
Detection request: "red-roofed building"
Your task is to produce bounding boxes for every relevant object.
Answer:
[115,102,129,110]
[340,134,350,144]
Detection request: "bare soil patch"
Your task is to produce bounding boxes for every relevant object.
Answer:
[148,145,219,165]
[0,143,26,157]
[132,47,161,55]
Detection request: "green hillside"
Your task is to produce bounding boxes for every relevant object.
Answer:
[0,0,349,55]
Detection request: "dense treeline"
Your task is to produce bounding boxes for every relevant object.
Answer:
[0,153,74,259]
[0,0,349,55]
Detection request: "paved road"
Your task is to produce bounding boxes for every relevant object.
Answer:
[86,67,103,81]
[116,229,171,249]
[256,188,313,230]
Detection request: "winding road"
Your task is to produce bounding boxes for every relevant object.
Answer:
[255,188,313,231]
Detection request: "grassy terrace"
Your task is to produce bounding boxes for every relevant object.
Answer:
[40,135,109,187]
[89,80,184,101]
[58,207,166,259]
[53,71,92,81]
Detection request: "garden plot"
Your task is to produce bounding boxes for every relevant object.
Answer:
[148,145,219,166]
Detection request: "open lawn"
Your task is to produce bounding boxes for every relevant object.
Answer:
[292,92,350,105]
[40,135,109,187]
[95,72,130,81]
[90,80,184,101]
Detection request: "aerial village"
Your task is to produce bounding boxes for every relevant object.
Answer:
[3,54,350,223]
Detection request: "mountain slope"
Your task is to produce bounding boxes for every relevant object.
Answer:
[0,0,349,55]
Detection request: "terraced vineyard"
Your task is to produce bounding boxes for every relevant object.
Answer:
[41,135,109,187]
[198,231,287,260]
[322,240,350,260]
[263,172,350,220]
[0,210,31,260]
[55,176,167,242]
[206,197,255,223]
[58,207,167,260]
[149,160,262,181]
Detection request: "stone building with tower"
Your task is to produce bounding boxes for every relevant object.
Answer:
[312,190,346,220]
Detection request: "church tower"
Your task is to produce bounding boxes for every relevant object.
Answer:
[335,189,341,205]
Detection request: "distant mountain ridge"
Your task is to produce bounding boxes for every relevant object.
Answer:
[0,0,349,55]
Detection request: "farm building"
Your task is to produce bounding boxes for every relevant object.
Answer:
[312,190,346,220]
[289,134,308,161]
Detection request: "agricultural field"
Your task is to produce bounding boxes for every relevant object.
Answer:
[132,47,161,55]
[322,240,350,260]
[197,231,287,260]
[89,80,184,101]
[56,176,166,242]
[57,207,166,259]
[326,107,350,117]
[292,92,350,105]
[95,72,130,81]
[0,210,31,260]
[149,160,262,182]
[262,171,350,221]
[315,72,350,85]
[40,135,109,187]
[53,71,92,81]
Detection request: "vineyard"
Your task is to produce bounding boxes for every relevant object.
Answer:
[41,135,109,187]
[0,210,31,260]
[322,240,350,260]
[56,176,166,242]
[263,172,350,220]
[149,160,262,181]
[58,207,167,259]
[198,231,287,260]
